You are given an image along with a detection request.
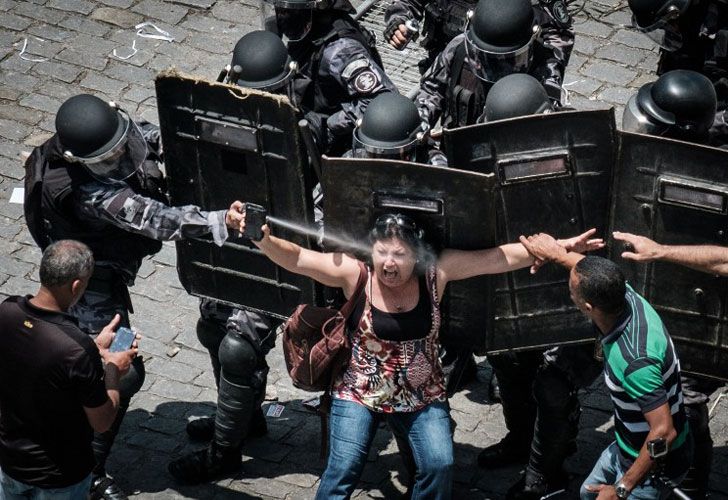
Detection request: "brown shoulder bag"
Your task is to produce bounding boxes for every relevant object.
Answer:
[281,262,368,392]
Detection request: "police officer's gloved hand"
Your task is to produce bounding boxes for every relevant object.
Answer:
[303,111,329,152]
[384,16,412,50]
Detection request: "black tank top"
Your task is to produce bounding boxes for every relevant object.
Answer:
[348,274,432,341]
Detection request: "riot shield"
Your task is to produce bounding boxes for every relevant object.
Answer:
[156,70,320,319]
[443,109,618,353]
[320,157,496,351]
[609,131,728,382]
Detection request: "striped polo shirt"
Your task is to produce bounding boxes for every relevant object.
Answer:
[601,284,689,464]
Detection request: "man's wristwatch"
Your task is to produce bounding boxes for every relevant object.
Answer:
[615,482,630,499]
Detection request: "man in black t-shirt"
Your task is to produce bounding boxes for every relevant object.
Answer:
[0,240,136,498]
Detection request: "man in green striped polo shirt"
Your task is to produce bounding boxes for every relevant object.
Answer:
[520,234,692,500]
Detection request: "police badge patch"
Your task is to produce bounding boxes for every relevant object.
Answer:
[353,69,381,93]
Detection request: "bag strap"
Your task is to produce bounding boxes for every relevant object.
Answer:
[338,261,368,319]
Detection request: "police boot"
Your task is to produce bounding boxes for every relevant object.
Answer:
[679,403,713,499]
[90,356,144,500]
[168,441,242,484]
[477,432,531,469]
[505,468,568,500]
[186,406,268,441]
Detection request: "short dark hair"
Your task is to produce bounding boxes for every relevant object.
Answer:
[39,240,94,287]
[573,256,627,315]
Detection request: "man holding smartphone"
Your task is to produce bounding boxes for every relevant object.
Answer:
[519,235,692,500]
[0,240,137,499]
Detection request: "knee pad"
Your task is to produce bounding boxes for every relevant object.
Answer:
[119,355,145,399]
[196,316,226,353]
[219,332,259,382]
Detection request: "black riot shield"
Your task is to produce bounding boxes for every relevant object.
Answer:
[156,70,320,319]
[320,157,497,351]
[609,131,728,382]
[442,109,618,353]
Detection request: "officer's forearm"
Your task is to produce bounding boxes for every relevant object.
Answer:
[660,244,728,276]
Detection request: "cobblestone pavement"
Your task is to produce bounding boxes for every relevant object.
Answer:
[1,0,727,498]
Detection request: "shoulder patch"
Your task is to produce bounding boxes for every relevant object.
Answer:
[341,58,371,80]
[114,196,145,228]
[352,69,381,93]
[542,0,572,26]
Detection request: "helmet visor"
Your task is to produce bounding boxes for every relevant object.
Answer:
[80,114,148,183]
[262,2,314,42]
[622,95,670,136]
[464,25,537,82]
[631,16,684,51]
[351,130,420,161]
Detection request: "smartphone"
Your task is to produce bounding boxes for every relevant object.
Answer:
[243,203,267,241]
[109,327,135,353]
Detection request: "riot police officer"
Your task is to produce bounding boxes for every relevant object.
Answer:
[167,30,296,484]
[23,94,244,500]
[628,0,728,145]
[384,0,573,75]
[261,0,397,156]
[621,69,723,500]
[415,0,574,131]
[464,72,602,500]
[351,92,430,162]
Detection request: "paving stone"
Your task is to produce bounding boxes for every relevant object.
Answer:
[0,0,15,10]
[1,52,37,73]
[145,357,203,383]
[56,47,108,70]
[13,3,67,23]
[80,72,128,96]
[0,13,32,31]
[598,85,633,105]
[47,0,94,14]
[0,104,44,126]
[58,15,110,36]
[181,14,235,34]
[613,28,657,50]
[139,414,187,435]
[210,0,259,24]
[26,24,74,42]
[123,84,156,105]
[11,244,42,265]
[18,93,62,114]
[184,31,233,55]
[126,429,182,452]
[573,19,613,39]
[564,76,602,97]
[132,0,189,24]
[595,43,650,67]
[168,0,214,9]
[572,34,600,56]
[97,0,132,7]
[148,377,203,400]
[580,61,637,86]
[0,275,36,296]
[23,131,54,147]
[90,6,144,28]
[32,60,84,83]
[0,117,31,142]
[0,142,26,171]
[0,69,39,91]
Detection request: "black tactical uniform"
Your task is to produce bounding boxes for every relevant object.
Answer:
[622,69,724,500]
[415,0,574,130]
[265,0,397,156]
[23,94,235,500]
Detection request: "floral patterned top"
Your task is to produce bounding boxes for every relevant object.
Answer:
[333,265,446,413]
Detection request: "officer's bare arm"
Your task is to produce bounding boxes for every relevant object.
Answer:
[614,231,728,276]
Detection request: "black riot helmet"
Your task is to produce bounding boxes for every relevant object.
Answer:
[622,69,717,141]
[352,93,427,161]
[464,0,539,82]
[482,73,552,121]
[262,0,325,42]
[56,94,147,183]
[628,0,691,51]
[222,31,298,100]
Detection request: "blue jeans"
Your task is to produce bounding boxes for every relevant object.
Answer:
[0,468,91,500]
[315,398,453,500]
[580,441,688,499]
